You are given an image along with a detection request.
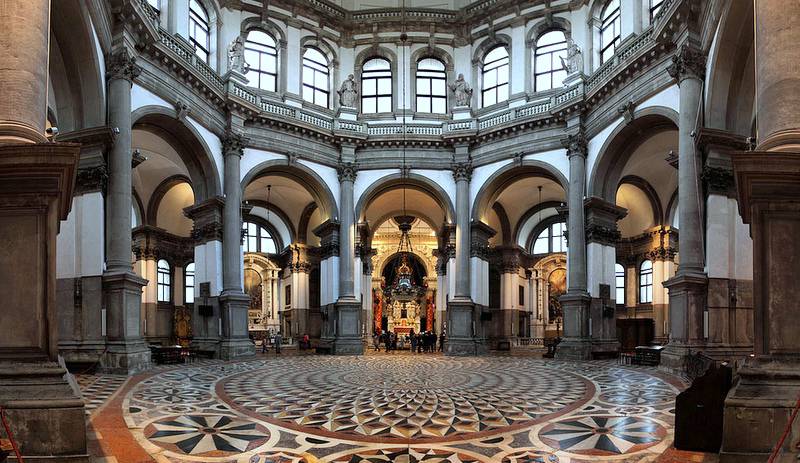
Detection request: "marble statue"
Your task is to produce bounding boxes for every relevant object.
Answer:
[560,38,582,74]
[338,74,358,108]
[228,36,249,73]
[449,73,473,107]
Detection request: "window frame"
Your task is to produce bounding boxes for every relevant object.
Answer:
[157,259,172,303]
[188,0,210,63]
[184,261,195,305]
[531,220,568,255]
[639,259,653,304]
[243,221,277,254]
[600,0,621,65]
[244,30,279,92]
[360,57,393,114]
[415,57,447,114]
[650,0,665,22]
[615,263,625,305]
[302,47,330,108]
[534,30,568,92]
[481,45,510,107]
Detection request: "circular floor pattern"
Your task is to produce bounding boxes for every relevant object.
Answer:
[538,415,666,456]
[219,356,591,442]
[143,414,270,456]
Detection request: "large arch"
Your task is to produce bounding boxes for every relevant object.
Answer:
[471,160,569,223]
[355,173,455,228]
[588,107,679,201]
[241,160,339,221]
[131,106,222,202]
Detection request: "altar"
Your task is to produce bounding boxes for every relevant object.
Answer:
[387,300,421,334]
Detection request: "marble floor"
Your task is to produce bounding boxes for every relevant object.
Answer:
[83,352,716,463]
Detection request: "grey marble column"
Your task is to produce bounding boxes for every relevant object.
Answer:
[661,44,708,369]
[452,162,472,299]
[218,131,254,359]
[333,162,363,354]
[555,131,592,360]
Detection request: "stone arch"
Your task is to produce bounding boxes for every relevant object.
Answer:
[240,161,339,222]
[131,105,222,202]
[514,200,564,248]
[146,174,193,226]
[471,160,569,222]
[244,199,297,247]
[354,45,399,114]
[588,106,679,201]
[355,173,455,226]
[618,175,664,227]
[375,250,435,284]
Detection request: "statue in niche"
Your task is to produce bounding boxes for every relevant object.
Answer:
[338,74,358,107]
[449,73,473,107]
[560,38,583,75]
[228,36,250,73]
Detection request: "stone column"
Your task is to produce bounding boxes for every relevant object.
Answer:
[661,43,708,369]
[497,246,521,348]
[722,1,800,459]
[333,162,363,354]
[184,197,225,355]
[218,131,255,359]
[100,49,151,374]
[446,162,480,355]
[288,243,311,339]
[434,245,451,336]
[313,219,339,350]
[0,2,90,459]
[584,197,627,355]
[556,131,593,360]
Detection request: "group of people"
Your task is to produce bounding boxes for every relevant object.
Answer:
[372,329,445,353]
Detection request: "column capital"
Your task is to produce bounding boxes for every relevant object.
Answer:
[184,196,225,244]
[313,219,341,259]
[451,161,473,182]
[561,130,587,158]
[221,131,246,157]
[470,221,496,260]
[337,161,358,183]
[106,48,142,83]
[583,196,627,246]
[667,44,705,83]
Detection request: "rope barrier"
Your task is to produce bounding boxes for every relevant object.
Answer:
[767,390,800,463]
[0,406,24,462]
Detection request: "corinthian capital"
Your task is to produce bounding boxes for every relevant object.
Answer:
[451,161,473,182]
[106,48,142,82]
[667,44,705,82]
[221,131,246,157]
[561,130,587,158]
[337,162,358,182]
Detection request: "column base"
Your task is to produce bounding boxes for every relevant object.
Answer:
[100,271,151,374]
[555,338,593,360]
[592,338,621,358]
[555,292,592,360]
[445,299,482,356]
[333,299,364,355]
[100,341,152,374]
[0,361,89,462]
[219,292,256,360]
[721,358,800,462]
[219,339,256,360]
[659,342,706,373]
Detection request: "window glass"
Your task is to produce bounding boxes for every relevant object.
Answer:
[302,47,329,107]
[532,221,568,254]
[361,58,392,114]
[481,46,509,107]
[639,259,653,303]
[615,263,625,304]
[534,30,568,91]
[415,57,446,114]
[243,221,277,254]
[157,259,171,302]
[184,262,195,304]
[650,0,665,21]
[600,0,621,64]
[244,30,278,91]
[189,0,210,63]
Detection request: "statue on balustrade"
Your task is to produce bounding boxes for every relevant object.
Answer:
[338,74,358,107]
[449,73,473,107]
[560,38,583,75]
[228,36,250,74]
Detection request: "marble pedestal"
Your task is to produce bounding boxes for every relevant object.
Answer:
[445,299,479,356]
[661,272,708,371]
[333,298,364,355]
[100,271,151,374]
[219,292,256,360]
[555,292,593,360]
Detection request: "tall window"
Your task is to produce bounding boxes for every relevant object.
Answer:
[302,48,329,107]
[534,30,568,91]
[639,260,653,303]
[244,30,278,92]
[482,46,509,107]
[361,58,392,113]
[600,0,621,64]
[157,259,171,303]
[416,58,447,114]
[243,221,277,254]
[615,263,625,304]
[650,0,665,22]
[184,262,195,305]
[532,221,568,254]
[188,0,210,63]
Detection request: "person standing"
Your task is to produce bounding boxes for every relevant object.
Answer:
[439,331,446,352]
[274,332,282,354]
[261,333,268,354]
[410,330,417,353]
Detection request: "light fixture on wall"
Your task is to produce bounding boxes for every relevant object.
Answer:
[265,184,271,223]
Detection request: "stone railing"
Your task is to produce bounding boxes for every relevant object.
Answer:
[552,84,582,106]
[586,25,656,92]
[518,337,545,346]
[367,124,443,136]
[158,29,224,92]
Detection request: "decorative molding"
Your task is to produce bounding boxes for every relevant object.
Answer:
[75,165,108,195]
[132,149,147,168]
[561,129,587,158]
[337,161,358,182]
[106,48,142,82]
[701,165,736,197]
[313,219,340,259]
[221,131,246,157]
[174,100,190,121]
[667,44,705,82]
[617,101,635,124]
[132,225,195,266]
[184,196,225,245]
[451,161,473,182]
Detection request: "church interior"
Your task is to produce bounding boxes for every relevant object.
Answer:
[0,0,798,461]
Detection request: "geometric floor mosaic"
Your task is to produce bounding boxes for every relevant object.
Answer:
[85,353,695,462]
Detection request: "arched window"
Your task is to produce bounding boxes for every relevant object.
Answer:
[639,260,653,303]
[482,46,509,107]
[650,0,665,22]
[302,47,329,107]
[361,58,392,114]
[245,30,278,92]
[184,262,195,305]
[416,58,446,114]
[157,259,171,303]
[243,221,277,254]
[615,263,625,304]
[188,0,210,63]
[534,30,568,92]
[532,221,568,254]
[600,0,621,64]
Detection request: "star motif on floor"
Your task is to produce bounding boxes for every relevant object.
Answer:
[538,415,664,455]
[144,414,269,455]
